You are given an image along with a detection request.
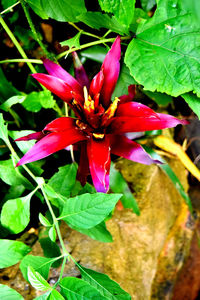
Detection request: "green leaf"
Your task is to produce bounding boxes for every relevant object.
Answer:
[1,190,36,234]
[33,292,51,300]
[26,0,49,19]
[112,63,138,100]
[60,277,108,300]
[48,163,77,198]
[80,46,107,63]
[39,237,61,268]
[22,91,55,112]
[77,12,127,35]
[0,95,25,111]
[140,0,156,11]
[59,193,122,229]
[39,213,51,227]
[78,265,131,300]
[125,0,200,97]
[143,90,173,106]
[98,0,135,29]
[48,226,56,242]
[72,221,113,243]
[182,92,200,119]
[40,0,86,22]
[60,32,82,49]
[145,147,193,212]
[49,290,65,300]
[0,240,31,268]
[28,266,51,291]
[20,255,55,282]
[2,0,18,10]
[110,163,140,215]
[0,284,24,300]
[0,113,9,143]
[129,8,150,33]
[0,68,18,103]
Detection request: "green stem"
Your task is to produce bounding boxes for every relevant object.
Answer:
[20,0,50,58]
[68,22,101,40]
[57,36,130,60]
[0,58,42,64]
[0,15,37,73]
[0,1,20,15]
[56,256,67,285]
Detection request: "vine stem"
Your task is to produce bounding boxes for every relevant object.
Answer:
[0,15,37,73]
[0,58,43,64]
[0,1,20,15]
[68,22,101,40]
[57,36,130,60]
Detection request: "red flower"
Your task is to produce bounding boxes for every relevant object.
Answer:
[16,37,188,192]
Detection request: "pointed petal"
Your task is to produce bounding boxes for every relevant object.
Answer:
[110,114,188,134]
[16,130,86,166]
[89,70,104,98]
[32,74,73,103]
[72,52,90,89]
[15,131,45,141]
[44,117,76,132]
[87,135,111,193]
[116,101,159,118]
[100,36,121,107]
[110,135,160,165]
[119,85,136,103]
[77,141,90,186]
[43,59,82,94]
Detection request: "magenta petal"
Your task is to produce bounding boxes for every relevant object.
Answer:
[15,131,45,141]
[110,114,188,134]
[87,136,111,193]
[16,130,86,166]
[116,102,159,118]
[119,85,136,103]
[32,74,73,103]
[89,70,104,98]
[72,52,90,89]
[43,59,82,94]
[44,117,76,132]
[100,36,121,107]
[110,135,159,165]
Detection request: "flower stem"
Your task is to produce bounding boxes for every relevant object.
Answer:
[0,1,20,15]
[68,22,101,40]
[0,58,43,64]
[0,15,37,73]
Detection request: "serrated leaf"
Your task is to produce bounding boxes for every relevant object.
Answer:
[1,190,36,234]
[60,277,108,300]
[78,265,131,300]
[0,95,25,111]
[0,284,24,300]
[48,226,56,242]
[20,255,56,282]
[0,240,31,268]
[40,0,86,22]
[22,91,55,112]
[110,163,140,215]
[141,0,156,11]
[125,0,200,97]
[28,266,51,291]
[59,193,122,229]
[60,32,82,49]
[182,92,200,119]
[98,0,135,29]
[39,213,51,227]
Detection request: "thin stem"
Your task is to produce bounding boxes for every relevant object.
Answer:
[56,256,67,285]
[68,22,101,40]
[0,15,37,73]
[65,103,75,163]
[0,58,42,64]
[54,103,63,117]
[57,36,130,60]
[0,1,20,15]
[103,29,112,38]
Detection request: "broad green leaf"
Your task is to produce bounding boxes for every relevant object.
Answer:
[43,184,67,209]
[34,292,51,300]
[48,163,77,198]
[39,214,51,227]
[141,0,156,11]
[0,95,25,111]
[60,277,108,300]
[98,0,135,29]
[0,284,24,300]
[72,221,113,243]
[39,237,61,268]
[26,0,49,19]
[77,12,127,35]
[22,91,55,112]
[112,63,138,100]
[78,265,131,300]
[80,46,107,63]
[59,193,122,229]
[0,240,31,268]
[49,290,65,300]
[48,226,56,242]
[0,68,18,103]
[40,0,86,22]
[0,113,9,143]
[143,90,173,106]
[1,190,36,234]
[129,8,150,33]
[9,130,36,154]
[182,93,200,119]
[28,266,51,291]
[60,32,82,49]
[125,0,200,97]
[110,163,140,215]
[20,255,55,282]
[2,0,18,10]
[3,185,25,202]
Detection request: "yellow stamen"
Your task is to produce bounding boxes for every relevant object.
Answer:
[76,120,87,130]
[105,97,120,119]
[93,133,105,139]
[83,86,95,113]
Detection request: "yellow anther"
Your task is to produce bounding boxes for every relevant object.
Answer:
[105,97,120,119]
[83,86,95,113]
[93,133,105,139]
